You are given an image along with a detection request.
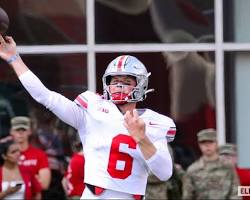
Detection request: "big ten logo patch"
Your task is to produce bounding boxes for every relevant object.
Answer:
[98,107,109,113]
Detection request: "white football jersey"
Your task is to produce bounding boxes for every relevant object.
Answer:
[19,70,176,195]
[74,91,176,195]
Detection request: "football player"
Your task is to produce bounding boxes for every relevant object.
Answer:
[0,35,176,199]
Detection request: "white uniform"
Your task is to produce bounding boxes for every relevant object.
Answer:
[19,70,176,198]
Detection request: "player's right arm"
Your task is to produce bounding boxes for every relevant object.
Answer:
[0,35,84,129]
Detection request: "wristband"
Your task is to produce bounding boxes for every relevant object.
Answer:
[7,54,19,64]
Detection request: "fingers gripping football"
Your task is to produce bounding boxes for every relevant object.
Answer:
[124,109,146,143]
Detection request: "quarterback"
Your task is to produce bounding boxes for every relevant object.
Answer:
[0,35,176,199]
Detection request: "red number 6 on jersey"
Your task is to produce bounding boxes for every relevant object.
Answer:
[107,134,137,179]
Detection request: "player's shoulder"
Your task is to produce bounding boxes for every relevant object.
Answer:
[74,90,103,109]
[143,109,175,125]
[142,109,176,142]
[77,90,102,101]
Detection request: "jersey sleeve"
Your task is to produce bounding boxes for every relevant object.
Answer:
[37,150,49,169]
[145,138,173,181]
[147,112,177,143]
[19,70,85,129]
[165,119,176,142]
[158,117,176,143]
[144,112,176,181]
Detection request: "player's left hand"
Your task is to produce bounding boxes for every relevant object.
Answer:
[124,109,146,143]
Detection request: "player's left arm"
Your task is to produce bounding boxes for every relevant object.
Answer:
[124,109,173,181]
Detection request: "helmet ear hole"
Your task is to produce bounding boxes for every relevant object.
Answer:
[106,76,112,85]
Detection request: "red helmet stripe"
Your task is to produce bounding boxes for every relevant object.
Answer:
[116,55,127,71]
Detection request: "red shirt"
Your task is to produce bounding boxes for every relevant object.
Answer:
[236,167,250,200]
[64,153,85,197]
[0,166,42,200]
[18,145,49,176]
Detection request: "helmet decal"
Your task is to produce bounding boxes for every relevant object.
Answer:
[115,55,129,72]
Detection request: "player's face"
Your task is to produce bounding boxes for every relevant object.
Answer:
[109,75,136,94]
[199,140,218,157]
[10,128,31,144]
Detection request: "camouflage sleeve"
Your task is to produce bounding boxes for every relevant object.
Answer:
[147,173,162,184]
[175,164,186,179]
[228,167,242,200]
[182,172,195,200]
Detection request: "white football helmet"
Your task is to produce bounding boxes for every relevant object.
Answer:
[102,55,153,104]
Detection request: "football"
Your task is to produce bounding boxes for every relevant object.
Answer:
[0,7,9,35]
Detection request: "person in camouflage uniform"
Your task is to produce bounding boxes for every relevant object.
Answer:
[219,143,250,200]
[145,145,185,200]
[146,172,168,200]
[182,129,241,200]
[166,163,185,200]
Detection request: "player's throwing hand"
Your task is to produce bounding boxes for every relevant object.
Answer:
[124,109,146,143]
[0,35,17,60]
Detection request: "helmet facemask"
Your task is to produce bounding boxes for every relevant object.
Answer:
[107,83,134,105]
[103,73,152,104]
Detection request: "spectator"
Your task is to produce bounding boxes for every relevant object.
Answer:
[0,136,42,200]
[30,109,66,173]
[182,129,241,200]
[62,141,85,199]
[9,116,51,191]
[219,143,250,200]
[30,111,67,199]
[145,145,185,200]
[166,164,185,199]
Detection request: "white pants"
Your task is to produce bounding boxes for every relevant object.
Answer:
[80,185,135,199]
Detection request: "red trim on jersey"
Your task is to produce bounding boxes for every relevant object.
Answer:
[95,186,105,195]
[133,194,143,200]
[117,55,126,71]
[76,96,88,109]
[167,128,176,136]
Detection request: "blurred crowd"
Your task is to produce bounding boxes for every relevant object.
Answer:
[0,113,84,200]
[1,114,250,200]
[145,129,250,200]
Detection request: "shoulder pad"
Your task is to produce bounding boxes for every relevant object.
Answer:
[74,91,101,109]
